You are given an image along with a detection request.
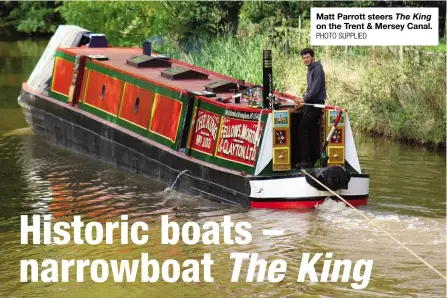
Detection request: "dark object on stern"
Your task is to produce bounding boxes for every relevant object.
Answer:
[305,166,351,191]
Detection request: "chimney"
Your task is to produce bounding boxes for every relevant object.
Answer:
[262,50,273,109]
[143,39,152,56]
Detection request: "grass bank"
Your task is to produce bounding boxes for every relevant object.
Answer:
[174,35,446,146]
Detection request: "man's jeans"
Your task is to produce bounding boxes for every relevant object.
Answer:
[297,105,322,164]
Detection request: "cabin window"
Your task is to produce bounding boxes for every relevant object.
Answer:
[134,97,140,113]
[100,85,106,100]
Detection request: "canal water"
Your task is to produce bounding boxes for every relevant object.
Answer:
[0,40,445,297]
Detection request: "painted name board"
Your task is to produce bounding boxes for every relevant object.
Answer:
[190,109,220,155]
[215,117,263,167]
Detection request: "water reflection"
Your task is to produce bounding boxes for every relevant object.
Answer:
[357,135,446,217]
[0,39,48,109]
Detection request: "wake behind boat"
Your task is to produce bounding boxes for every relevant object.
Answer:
[18,25,369,209]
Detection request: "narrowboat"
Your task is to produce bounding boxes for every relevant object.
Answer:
[18,25,369,209]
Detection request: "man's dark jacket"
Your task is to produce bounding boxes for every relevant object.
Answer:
[304,61,326,104]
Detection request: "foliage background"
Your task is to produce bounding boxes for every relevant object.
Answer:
[0,1,445,145]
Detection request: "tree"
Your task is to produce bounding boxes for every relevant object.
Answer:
[61,1,243,49]
[0,1,63,35]
[60,2,167,46]
[160,1,243,45]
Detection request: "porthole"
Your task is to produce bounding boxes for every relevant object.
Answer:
[134,96,140,113]
[100,85,106,100]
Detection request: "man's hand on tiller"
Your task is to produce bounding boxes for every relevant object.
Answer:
[294,100,304,109]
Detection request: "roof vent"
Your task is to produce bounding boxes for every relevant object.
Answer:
[161,66,208,80]
[127,55,172,68]
[205,80,239,93]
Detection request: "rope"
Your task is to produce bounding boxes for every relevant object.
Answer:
[301,169,447,281]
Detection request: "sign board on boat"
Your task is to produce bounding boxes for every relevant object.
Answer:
[189,109,220,156]
[215,117,263,167]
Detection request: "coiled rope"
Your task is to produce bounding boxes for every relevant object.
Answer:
[301,169,446,281]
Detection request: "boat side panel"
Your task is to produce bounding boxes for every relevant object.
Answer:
[118,83,154,129]
[49,50,77,102]
[72,58,189,150]
[186,98,269,175]
[340,176,369,196]
[50,57,74,99]
[21,87,251,207]
[149,93,183,143]
[186,107,221,156]
[83,69,123,116]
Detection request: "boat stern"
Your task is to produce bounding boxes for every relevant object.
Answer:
[248,173,369,209]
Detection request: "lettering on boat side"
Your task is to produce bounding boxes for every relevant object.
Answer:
[215,117,263,167]
[190,109,220,155]
[224,109,260,121]
[20,214,374,288]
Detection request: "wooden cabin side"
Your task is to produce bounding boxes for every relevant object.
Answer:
[48,48,272,176]
[50,49,189,149]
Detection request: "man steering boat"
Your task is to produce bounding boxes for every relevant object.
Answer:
[294,48,327,169]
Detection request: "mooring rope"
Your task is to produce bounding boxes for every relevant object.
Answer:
[301,169,447,281]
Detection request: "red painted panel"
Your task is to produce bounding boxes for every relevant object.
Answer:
[119,83,154,128]
[214,117,264,167]
[188,109,220,155]
[52,58,74,96]
[84,70,123,115]
[149,94,182,142]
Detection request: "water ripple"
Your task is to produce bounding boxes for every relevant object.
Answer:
[0,129,445,297]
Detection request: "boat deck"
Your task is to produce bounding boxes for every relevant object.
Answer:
[60,47,298,110]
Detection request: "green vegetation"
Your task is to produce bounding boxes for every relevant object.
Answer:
[178,35,446,145]
[0,1,445,145]
[59,2,243,47]
[323,49,446,145]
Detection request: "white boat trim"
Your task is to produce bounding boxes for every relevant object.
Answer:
[249,175,369,199]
